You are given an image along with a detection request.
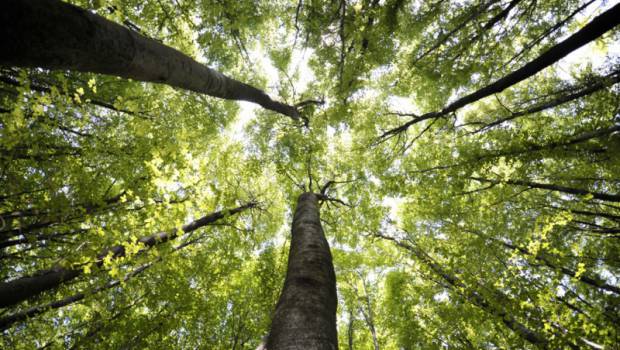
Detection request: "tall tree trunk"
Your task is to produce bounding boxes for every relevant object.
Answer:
[359,279,380,350]
[376,233,550,348]
[468,229,620,295]
[0,260,151,331]
[0,0,300,121]
[381,2,620,139]
[347,309,354,350]
[0,231,202,331]
[412,0,500,65]
[470,71,620,132]
[267,192,338,350]
[0,202,255,308]
[470,177,620,202]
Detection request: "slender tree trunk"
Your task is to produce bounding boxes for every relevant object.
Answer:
[412,0,499,65]
[471,177,620,202]
[347,309,354,350]
[0,202,255,308]
[471,71,620,132]
[0,259,152,331]
[0,0,300,121]
[381,2,620,139]
[359,280,380,350]
[375,233,549,348]
[0,191,126,241]
[267,192,338,350]
[502,0,596,69]
[0,232,207,330]
[414,124,620,174]
[469,229,620,295]
[482,0,522,31]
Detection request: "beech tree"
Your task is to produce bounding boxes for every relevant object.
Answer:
[267,192,338,349]
[0,0,302,121]
[1,0,619,349]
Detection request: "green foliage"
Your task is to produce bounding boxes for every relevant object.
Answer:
[2,0,619,349]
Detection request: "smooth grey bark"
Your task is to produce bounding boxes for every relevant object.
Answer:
[0,202,256,308]
[0,0,300,121]
[267,192,338,350]
[0,232,205,331]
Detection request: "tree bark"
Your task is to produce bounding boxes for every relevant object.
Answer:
[359,280,380,350]
[412,0,500,65]
[0,233,213,331]
[482,0,522,31]
[381,2,620,139]
[0,191,126,241]
[469,229,620,295]
[0,0,300,121]
[347,309,354,350]
[502,0,596,69]
[470,71,620,133]
[471,177,620,202]
[375,233,549,348]
[0,202,255,308]
[267,192,338,350]
[0,262,151,331]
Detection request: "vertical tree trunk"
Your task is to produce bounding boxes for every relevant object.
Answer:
[359,279,380,350]
[347,309,354,350]
[0,203,255,308]
[0,0,300,120]
[267,193,338,349]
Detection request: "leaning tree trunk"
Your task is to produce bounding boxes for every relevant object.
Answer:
[381,2,620,138]
[0,0,300,120]
[267,192,338,350]
[0,202,255,308]
[376,234,549,348]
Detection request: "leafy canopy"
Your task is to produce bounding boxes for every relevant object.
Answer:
[1,0,619,349]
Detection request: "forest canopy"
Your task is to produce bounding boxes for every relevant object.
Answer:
[1,0,619,349]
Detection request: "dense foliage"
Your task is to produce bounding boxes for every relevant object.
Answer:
[1,0,619,348]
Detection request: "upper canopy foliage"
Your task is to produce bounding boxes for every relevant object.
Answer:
[1,0,619,349]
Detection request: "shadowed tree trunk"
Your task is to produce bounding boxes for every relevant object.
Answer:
[470,177,620,202]
[358,278,380,350]
[0,232,205,331]
[0,0,300,121]
[267,192,338,349]
[375,233,550,348]
[381,2,620,139]
[467,229,620,295]
[347,309,354,350]
[0,261,151,331]
[0,202,256,308]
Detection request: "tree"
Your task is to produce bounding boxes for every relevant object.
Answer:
[0,202,256,309]
[0,0,301,121]
[267,192,338,349]
[1,0,619,349]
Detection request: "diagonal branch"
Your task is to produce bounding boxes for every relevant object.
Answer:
[379,3,620,140]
